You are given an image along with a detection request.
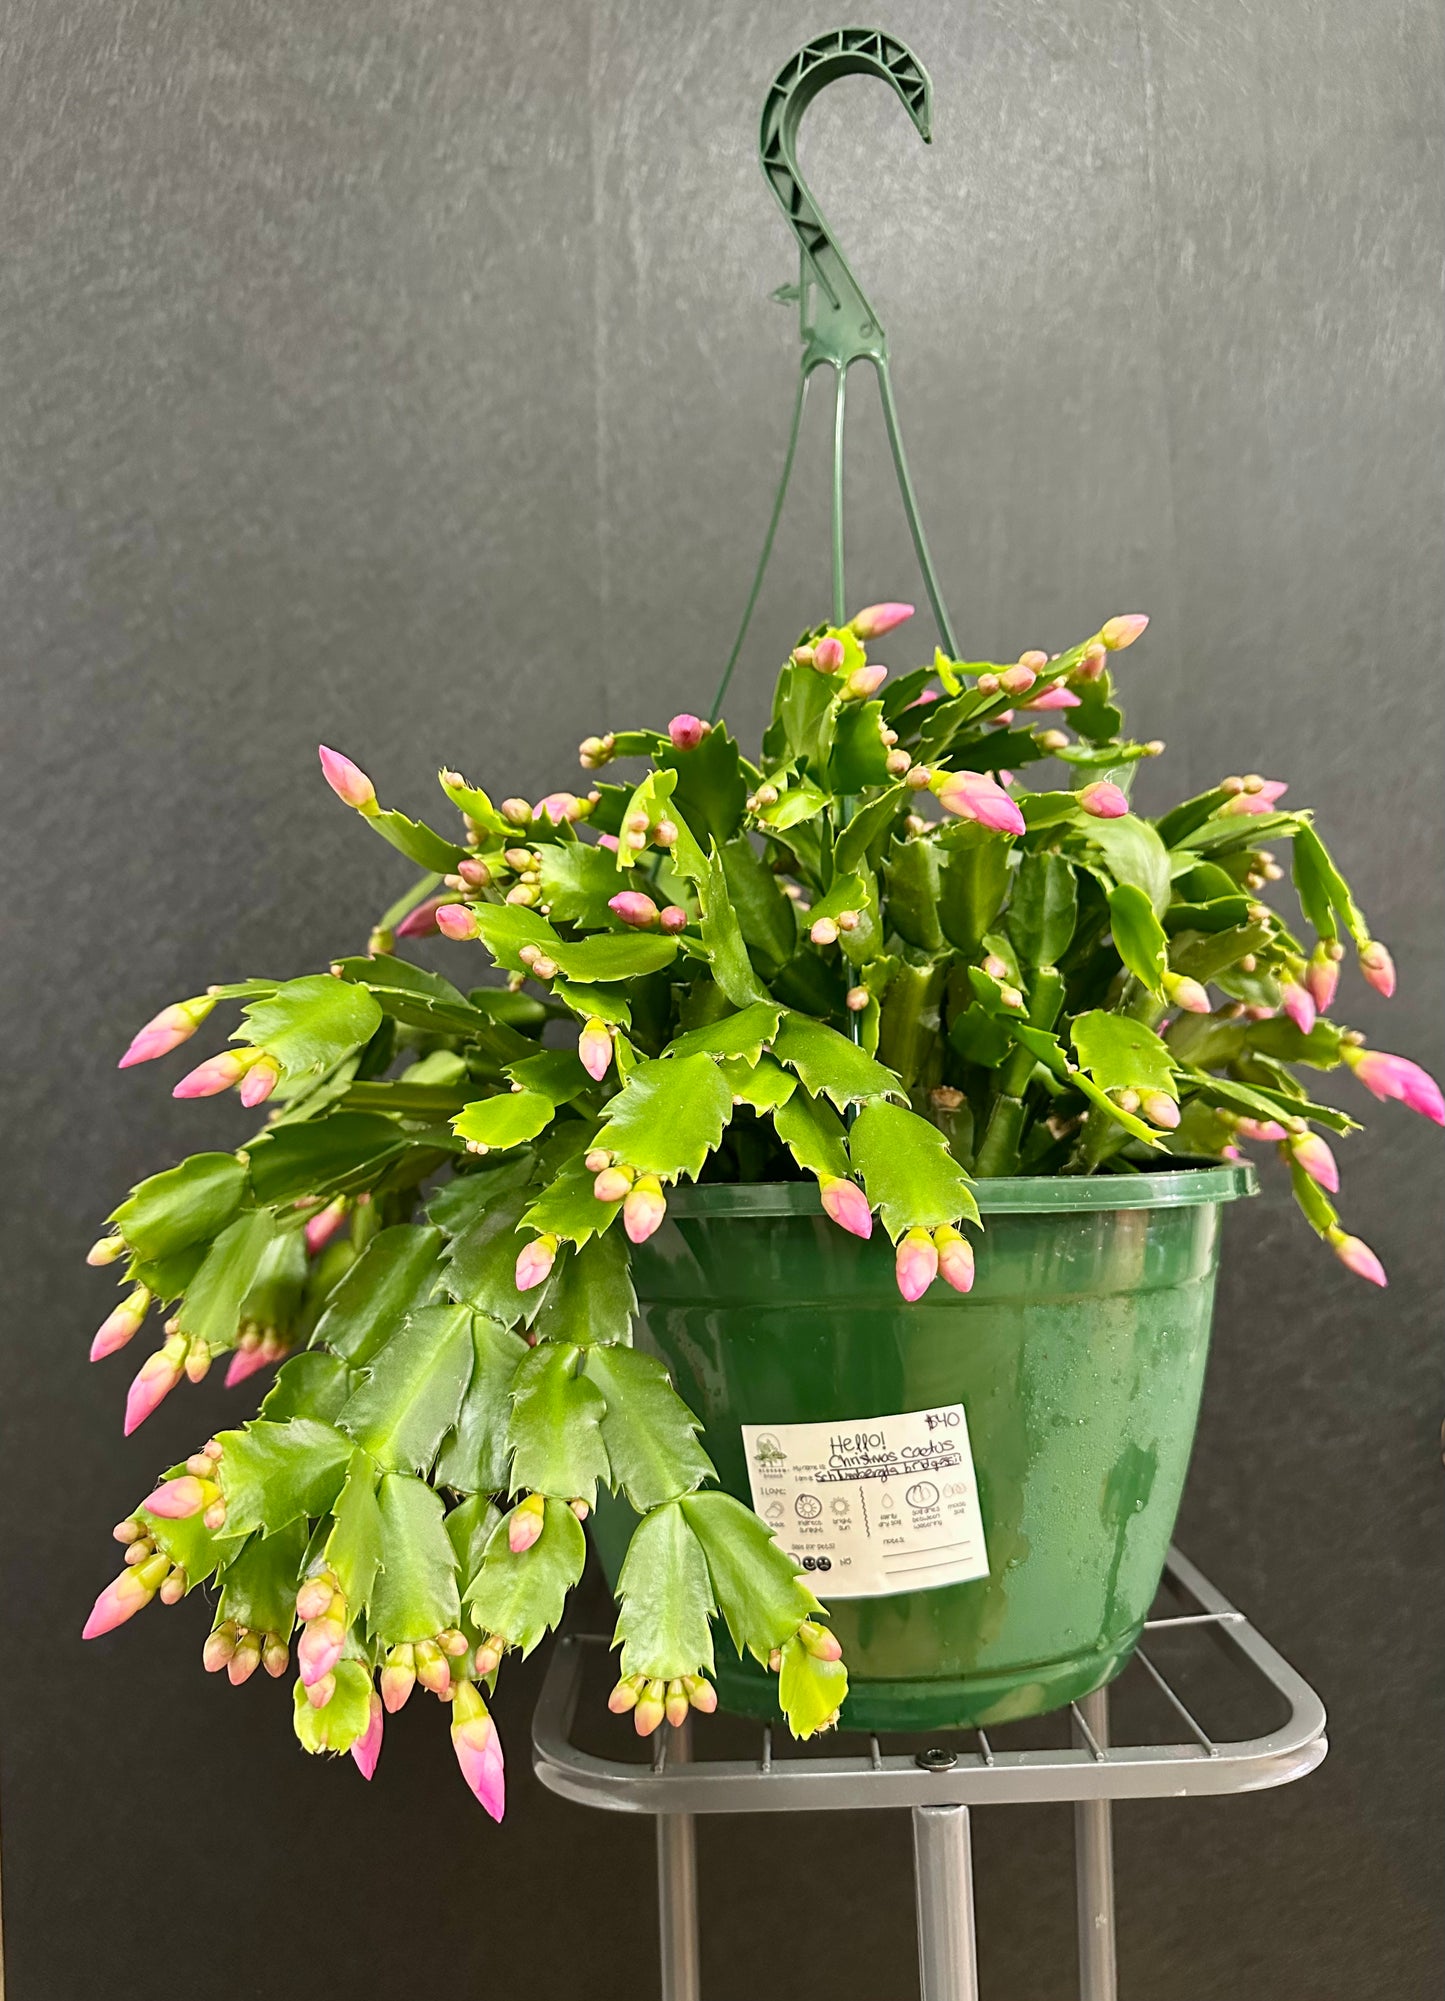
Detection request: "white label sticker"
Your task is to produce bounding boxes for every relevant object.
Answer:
[741,1404,991,1600]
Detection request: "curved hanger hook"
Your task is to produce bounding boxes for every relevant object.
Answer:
[759,28,932,370]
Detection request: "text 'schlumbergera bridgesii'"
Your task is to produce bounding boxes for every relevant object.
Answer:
[83,604,1443,1816]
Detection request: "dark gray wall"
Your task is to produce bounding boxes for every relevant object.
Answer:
[3,3,1441,1995]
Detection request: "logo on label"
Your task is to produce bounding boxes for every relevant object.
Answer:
[753,1433,787,1465]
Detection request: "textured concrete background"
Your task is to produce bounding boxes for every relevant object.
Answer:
[2,2,1441,1994]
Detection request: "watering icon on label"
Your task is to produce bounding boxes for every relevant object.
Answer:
[906,1480,940,1511]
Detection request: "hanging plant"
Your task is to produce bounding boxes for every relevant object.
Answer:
[82,601,1441,1816]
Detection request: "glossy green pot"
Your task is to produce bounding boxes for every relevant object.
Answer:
[592,1164,1255,1733]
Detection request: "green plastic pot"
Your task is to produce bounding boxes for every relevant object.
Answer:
[592,1163,1256,1733]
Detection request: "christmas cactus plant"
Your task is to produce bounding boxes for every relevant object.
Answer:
[83,601,1442,1816]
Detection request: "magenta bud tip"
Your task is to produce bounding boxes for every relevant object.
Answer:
[1328,1227,1387,1288]
[123,1349,183,1434]
[819,1175,873,1241]
[318,745,376,810]
[934,770,1027,836]
[1101,614,1149,650]
[172,1051,246,1100]
[514,1234,558,1292]
[394,895,445,940]
[608,890,660,929]
[850,601,914,640]
[578,1017,614,1081]
[813,635,846,672]
[351,1694,384,1780]
[894,1228,938,1302]
[667,713,707,751]
[1078,779,1130,819]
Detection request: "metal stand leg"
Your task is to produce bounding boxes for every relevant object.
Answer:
[912,1803,980,2001]
[1073,1689,1118,2001]
[656,1720,700,2001]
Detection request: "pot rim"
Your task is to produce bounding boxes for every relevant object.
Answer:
[667,1159,1258,1218]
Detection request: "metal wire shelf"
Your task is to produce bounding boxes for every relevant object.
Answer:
[532,1547,1327,2000]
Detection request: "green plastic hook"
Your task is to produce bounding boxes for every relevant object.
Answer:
[760,26,932,371]
[712,27,958,722]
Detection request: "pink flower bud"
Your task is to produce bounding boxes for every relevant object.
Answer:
[351,1692,384,1780]
[435,902,481,941]
[999,663,1037,695]
[1139,1091,1181,1130]
[850,602,914,640]
[263,1635,289,1677]
[843,664,888,700]
[172,1051,248,1100]
[381,1645,417,1712]
[305,1198,349,1255]
[1344,1047,1445,1124]
[82,1551,170,1638]
[685,1675,718,1713]
[305,1672,336,1710]
[86,1233,127,1267]
[1077,642,1108,680]
[142,1475,215,1519]
[668,713,708,751]
[318,745,377,810]
[451,1680,506,1821]
[224,1341,276,1388]
[1280,982,1317,1036]
[819,1175,873,1241]
[934,1227,975,1294]
[1288,1131,1339,1193]
[659,905,689,934]
[577,1017,614,1081]
[1163,972,1211,1015]
[934,771,1026,837]
[1358,941,1396,999]
[1327,1226,1387,1288]
[633,1680,667,1737]
[1100,614,1148,651]
[1235,1117,1290,1143]
[894,1227,938,1302]
[90,1288,151,1362]
[1218,778,1289,817]
[665,1679,690,1728]
[227,1631,261,1681]
[799,1620,844,1661]
[238,1058,281,1109]
[1078,780,1129,819]
[810,916,839,946]
[1304,945,1341,1014]
[813,635,846,673]
[118,995,217,1069]
[608,1675,642,1714]
[595,832,620,853]
[537,791,583,825]
[298,1617,346,1689]
[624,1175,667,1245]
[594,1166,632,1203]
[514,1234,558,1292]
[609,891,660,929]
[845,985,870,1012]
[123,1338,185,1434]
[203,1622,239,1672]
[508,1494,545,1554]
[394,895,445,939]
[1023,684,1081,711]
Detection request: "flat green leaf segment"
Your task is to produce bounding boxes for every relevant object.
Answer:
[848,1102,979,1236]
[338,1304,474,1474]
[238,977,384,1080]
[466,1499,585,1656]
[506,1344,610,1507]
[597,1055,733,1178]
[370,1475,460,1640]
[1071,1012,1176,1097]
[614,1503,716,1678]
[93,586,1409,1776]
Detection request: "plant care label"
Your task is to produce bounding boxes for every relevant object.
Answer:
[740,1405,991,1599]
